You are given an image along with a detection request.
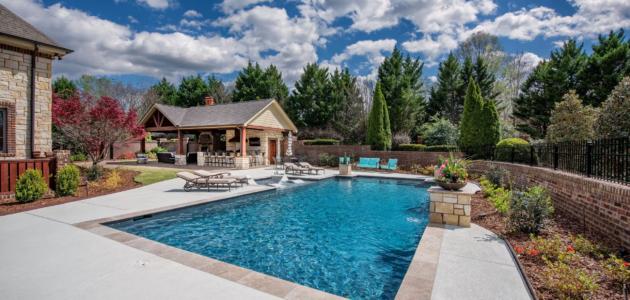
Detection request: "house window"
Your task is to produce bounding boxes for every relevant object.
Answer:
[0,108,5,152]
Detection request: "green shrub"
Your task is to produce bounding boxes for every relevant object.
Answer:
[318,153,338,167]
[508,186,554,234]
[486,165,510,187]
[424,145,458,152]
[149,146,168,153]
[543,259,598,299]
[70,152,88,162]
[396,144,426,151]
[15,169,48,202]
[604,255,630,288]
[86,165,104,181]
[303,139,340,145]
[495,138,534,164]
[420,117,459,146]
[56,165,80,196]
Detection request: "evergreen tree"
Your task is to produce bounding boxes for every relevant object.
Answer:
[232,62,288,103]
[546,91,599,142]
[595,76,630,138]
[459,56,474,107]
[52,76,77,99]
[480,97,501,148]
[206,75,231,104]
[376,47,425,137]
[150,77,177,105]
[473,56,499,102]
[175,75,209,107]
[427,53,461,123]
[367,83,391,150]
[578,29,630,106]
[514,40,588,138]
[285,63,332,128]
[459,79,485,150]
[263,65,289,105]
[331,68,365,143]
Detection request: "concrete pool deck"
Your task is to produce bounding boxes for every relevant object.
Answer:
[0,168,531,299]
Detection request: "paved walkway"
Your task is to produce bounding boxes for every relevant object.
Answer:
[0,167,530,299]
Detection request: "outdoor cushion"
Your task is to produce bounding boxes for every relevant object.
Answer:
[192,170,231,178]
[176,172,205,183]
[380,158,398,170]
[358,157,379,168]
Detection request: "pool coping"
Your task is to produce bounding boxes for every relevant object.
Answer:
[73,175,440,300]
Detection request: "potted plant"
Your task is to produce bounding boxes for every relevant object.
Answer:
[435,154,469,191]
[339,153,352,176]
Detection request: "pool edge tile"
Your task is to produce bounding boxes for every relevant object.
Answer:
[395,224,445,300]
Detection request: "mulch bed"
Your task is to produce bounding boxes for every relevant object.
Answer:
[0,168,141,216]
[471,182,628,300]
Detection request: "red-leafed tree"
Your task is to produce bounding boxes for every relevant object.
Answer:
[53,92,144,166]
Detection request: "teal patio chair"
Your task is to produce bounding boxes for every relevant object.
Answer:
[380,158,398,171]
[357,157,380,169]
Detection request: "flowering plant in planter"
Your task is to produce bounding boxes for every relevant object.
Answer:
[435,154,469,190]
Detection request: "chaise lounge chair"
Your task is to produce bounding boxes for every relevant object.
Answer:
[193,170,250,186]
[357,157,380,169]
[380,158,398,171]
[297,162,325,174]
[177,171,238,191]
[284,162,309,175]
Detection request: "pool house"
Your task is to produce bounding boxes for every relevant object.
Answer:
[139,97,298,169]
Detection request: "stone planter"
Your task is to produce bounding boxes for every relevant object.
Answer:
[436,180,466,191]
[339,164,352,176]
[428,183,478,227]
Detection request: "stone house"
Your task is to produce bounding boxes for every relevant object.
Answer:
[0,4,72,195]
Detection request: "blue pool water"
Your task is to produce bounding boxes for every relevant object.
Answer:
[108,177,430,299]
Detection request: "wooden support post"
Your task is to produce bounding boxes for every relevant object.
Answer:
[140,137,146,153]
[240,127,247,157]
[177,130,183,155]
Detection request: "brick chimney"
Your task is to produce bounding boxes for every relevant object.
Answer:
[204,96,215,106]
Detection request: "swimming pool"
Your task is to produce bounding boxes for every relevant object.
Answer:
[108,177,430,299]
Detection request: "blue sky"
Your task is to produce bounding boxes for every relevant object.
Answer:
[2,0,628,87]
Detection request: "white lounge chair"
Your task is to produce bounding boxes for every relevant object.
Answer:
[177,171,238,191]
[297,162,325,174]
[193,170,249,186]
[284,162,308,175]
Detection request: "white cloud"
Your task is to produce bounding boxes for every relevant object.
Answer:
[331,39,396,65]
[221,0,271,13]
[402,34,458,65]
[137,0,171,10]
[183,9,202,18]
[520,52,543,71]
[0,0,246,80]
[128,15,139,24]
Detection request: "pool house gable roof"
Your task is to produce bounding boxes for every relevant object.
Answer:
[141,99,297,132]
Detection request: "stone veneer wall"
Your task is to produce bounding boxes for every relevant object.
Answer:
[0,47,52,159]
[470,160,630,251]
[428,185,474,227]
[225,129,284,165]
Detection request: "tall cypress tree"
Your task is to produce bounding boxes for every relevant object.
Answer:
[427,53,461,123]
[578,29,630,106]
[367,83,391,150]
[459,79,484,150]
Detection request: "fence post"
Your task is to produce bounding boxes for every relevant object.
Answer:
[586,141,592,177]
[553,145,559,170]
[530,146,534,166]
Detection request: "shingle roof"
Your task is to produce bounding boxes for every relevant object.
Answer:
[0,3,69,51]
[154,99,274,127]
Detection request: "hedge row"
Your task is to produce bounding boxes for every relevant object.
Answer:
[303,139,340,145]
[394,144,459,152]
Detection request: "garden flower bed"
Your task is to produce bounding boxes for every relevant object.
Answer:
[471,179,629,300]
[0,167,140,216]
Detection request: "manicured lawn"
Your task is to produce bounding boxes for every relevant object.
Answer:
[133,169,179,185]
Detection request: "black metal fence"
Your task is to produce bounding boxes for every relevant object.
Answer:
[461,137,630,185]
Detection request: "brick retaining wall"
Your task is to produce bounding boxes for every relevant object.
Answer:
[293,143,460,167]
[470,161,630,251]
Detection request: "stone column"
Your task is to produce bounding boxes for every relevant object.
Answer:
[428,183,478,227]
[53,150,70,172]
